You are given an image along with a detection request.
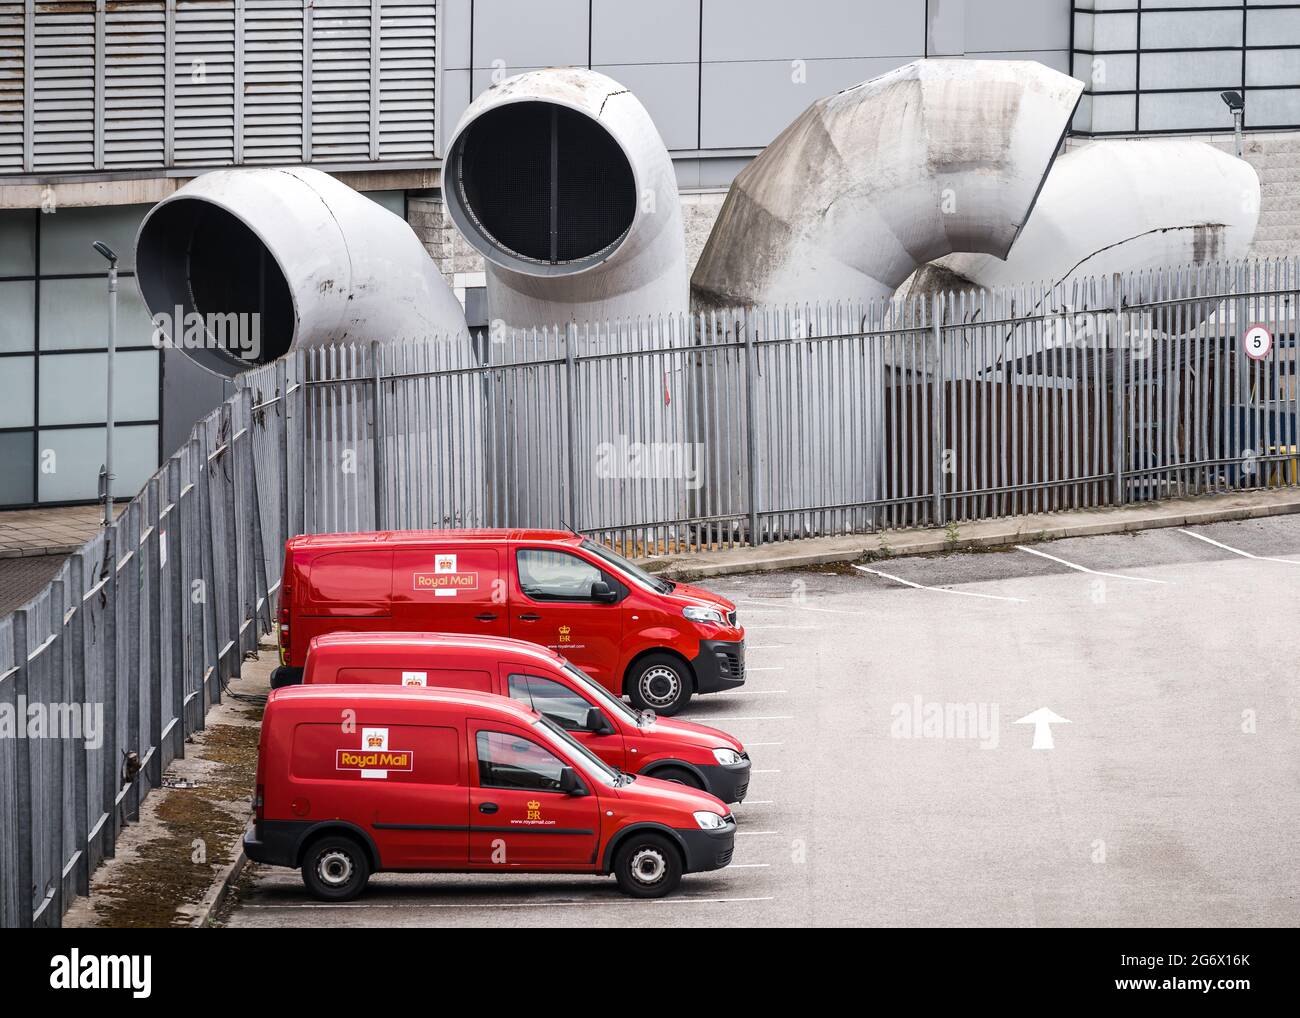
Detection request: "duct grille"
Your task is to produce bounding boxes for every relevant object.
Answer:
[454,102,635,266]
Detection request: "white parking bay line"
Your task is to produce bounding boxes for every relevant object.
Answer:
[745,666,784,672]
[738,597,870,616]
[747,645,787,650]
[1014,544,1168,584]
[1178,528,1300,565]
[245,896,775,910]
[714,688,788,694]
[851,564,1025,602]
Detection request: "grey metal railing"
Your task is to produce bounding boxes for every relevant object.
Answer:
[1,255,1297,926]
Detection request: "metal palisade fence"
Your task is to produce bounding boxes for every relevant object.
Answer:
[1,254,1298,926]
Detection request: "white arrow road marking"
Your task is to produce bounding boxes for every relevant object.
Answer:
[1177,528,1300,564]
[1014,707,1072,750]
[1014,544,1169,584]
[851,564,1025,602]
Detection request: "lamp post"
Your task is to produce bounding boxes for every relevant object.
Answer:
[1220,90,1244,158]
[92,241,117,527]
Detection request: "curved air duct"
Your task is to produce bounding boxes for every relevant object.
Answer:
[443,68,688,329]
[920,139,1261,301]
[136,166,469,376]
[691,59,1084,311]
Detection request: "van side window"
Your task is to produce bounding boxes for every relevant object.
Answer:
[476,730,569,792]
[516,549,604,602]
[507,674,593,732]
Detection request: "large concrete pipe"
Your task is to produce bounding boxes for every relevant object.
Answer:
[692,59,1084,310]
[443,68,688,329]
[443,69,689,533]
[923,139,1261,298]
[135,167,480,533]
[136,166,469,376]
[689,59,1082,540]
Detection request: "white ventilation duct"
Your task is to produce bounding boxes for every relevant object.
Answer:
[135,166,470,376]
[925,139,1261,298]
[692,59,1084,311]
[443,68,688,329]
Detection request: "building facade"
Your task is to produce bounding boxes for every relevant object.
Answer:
[2,0,1298,507]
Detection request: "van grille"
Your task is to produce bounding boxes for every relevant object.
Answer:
[733,779,749,801]
[719,649,745,681]
[717,845,735,867]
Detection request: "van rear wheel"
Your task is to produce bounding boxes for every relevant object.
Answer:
[613,833,683,899]
[627,653,692,716]
[302,834,370,902]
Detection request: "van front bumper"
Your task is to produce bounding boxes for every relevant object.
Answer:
[674,819,737,872]
[690,639,746,694]
[697,754,752,803]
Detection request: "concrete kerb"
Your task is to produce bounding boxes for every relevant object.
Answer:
[185,837,248,928]
[643,490,1300,581]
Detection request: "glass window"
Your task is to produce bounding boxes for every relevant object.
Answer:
[0,282,36,352]
[0,211,36,276]
[38,204,147,274]
[582,537,672,592]
[39,277,156,351]
[0,356,35,427]
[0,432,34,505]
[517,548,605,601]
[36,424,158,502]
[508,673,596,731]
[38,350,159,426]
[475,729,570,792]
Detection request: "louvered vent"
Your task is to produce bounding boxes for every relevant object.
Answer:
[173,0,235,166]
[104,0,166,169]
[311,1,371,162]
[378,2,435,160]
[32,1,95,171]
[0,2,23,172]
[243,0,304,163]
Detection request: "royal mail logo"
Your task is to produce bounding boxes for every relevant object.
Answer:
[413,571,479,591]
[558,624,571,643]
[436,554,456,571]
[402,671,428,687]
[337,749,414,771]
[337,727,413,779]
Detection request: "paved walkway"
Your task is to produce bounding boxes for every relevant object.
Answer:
[0,503,111,557]
[643,488,1300,579]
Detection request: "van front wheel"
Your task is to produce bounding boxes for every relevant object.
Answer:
[627,654,692,716]
[302,834,371,902]
[613,833,683,898]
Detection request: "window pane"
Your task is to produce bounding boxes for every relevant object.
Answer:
[516,674,592,731]
[0,211,36,276]
[38,350,159,426]
[36,424,157,502]
[39,277,156,350]
[0,431,34,505]
[475,730,567,791]
[0,281,36,352]
[0,356,35,427]
[517,548,602,600]
[38,204,148,274]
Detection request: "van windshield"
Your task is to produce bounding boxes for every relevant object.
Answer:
[581,539,674,594]
[534,715,622,787]
[562,663,645,726]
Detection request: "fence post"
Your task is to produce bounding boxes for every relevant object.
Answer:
[371,341,387,530]
[1112,272,1127,506]
[166,459,185,760]
[564,325,580,528]
[220,402,240,684]
[277,358,291,552]
[11,609,32,927]
[67,554,90,897]
[931,293,946,527]
[47,576,66,921]
[743,312,761,546]
[146,478,163,785]
[101,516,119,854]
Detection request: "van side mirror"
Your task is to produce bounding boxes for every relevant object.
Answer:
[585,707,613,736]
[558,766,586,797]
[590,579,619,604]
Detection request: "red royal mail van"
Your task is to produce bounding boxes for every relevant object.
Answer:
[303,631,752,802]
[245,685,737,899]
[273,529,745,715]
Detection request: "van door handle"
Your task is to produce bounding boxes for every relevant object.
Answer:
[517,613,541,622]
[479,802,498,815]
[475,612,497,622]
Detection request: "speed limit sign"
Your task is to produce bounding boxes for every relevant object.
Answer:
[1243,324,1273,360]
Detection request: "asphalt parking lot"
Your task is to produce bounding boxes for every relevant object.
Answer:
[228,516,1300,928]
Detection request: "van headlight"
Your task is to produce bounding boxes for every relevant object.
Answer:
[693,811,728,830]
[712,748,743,765]
[683,605,726,626]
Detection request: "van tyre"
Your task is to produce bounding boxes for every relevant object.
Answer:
[613,832,683,899]
[627,653,692,716]
[302,834,371,902]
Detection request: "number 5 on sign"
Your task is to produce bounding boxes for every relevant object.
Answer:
[1243,324,1273,360]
